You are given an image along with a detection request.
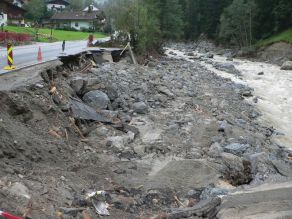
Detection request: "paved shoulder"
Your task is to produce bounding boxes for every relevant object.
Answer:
[217,181,292,219]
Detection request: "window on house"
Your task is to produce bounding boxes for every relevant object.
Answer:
[75,22,79,27]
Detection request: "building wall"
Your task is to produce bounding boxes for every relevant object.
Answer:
[0,13,8,26]
[0,2,25,21]
[70,21,92,30]
[55,20,93,31]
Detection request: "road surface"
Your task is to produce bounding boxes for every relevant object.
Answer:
[0,39,109,75]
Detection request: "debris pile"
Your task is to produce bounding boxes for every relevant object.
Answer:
[0,49,291,218]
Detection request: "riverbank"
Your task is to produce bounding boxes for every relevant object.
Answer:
[0,44,291,218]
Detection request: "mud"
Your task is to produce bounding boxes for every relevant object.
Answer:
[0,48,291,218]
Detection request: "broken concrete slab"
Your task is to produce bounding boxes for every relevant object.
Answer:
[146,159,221,191]
[69,97,113,123]
[167,197,221,219]
[217,181,292,219]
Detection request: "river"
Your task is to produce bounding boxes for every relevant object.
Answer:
[165,47,292,151]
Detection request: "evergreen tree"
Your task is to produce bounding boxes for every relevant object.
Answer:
[69,0,84,10]
[159,0,184,39]
[24,0,47,22]
[219,0,256,47]
[273,0,292,32]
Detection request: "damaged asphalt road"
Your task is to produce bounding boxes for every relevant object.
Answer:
[0,48,291,219]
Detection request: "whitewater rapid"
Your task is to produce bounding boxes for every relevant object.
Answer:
[165,48,292,150]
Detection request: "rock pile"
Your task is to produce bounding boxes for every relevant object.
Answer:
[0,50,290,218]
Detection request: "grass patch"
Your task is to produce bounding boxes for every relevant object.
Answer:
[4,26,107,42]
[257,28,292,48]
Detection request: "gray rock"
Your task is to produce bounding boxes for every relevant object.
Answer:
[208,142,224,158]
[220,152,252,185]
[218,120,228,132]
[242,90,253,97]
[186,148,203,159]
[257,71,264,75]
[107,132,135,149]
[148,61,156,67]
[246,152,267,174]
[7,182,31,199]
[158,86,174,98]
[214,63,241,76]
[187,189,200,198]
[271,160,292,177]
[280,61,292,70]
[69,97,113,122]
[83,90,110,109]
[133,102,148,114]
[206,53,214,58]
[224,143,250,156]
[70,77,85,94]
[105,84,119,101]
[200,187,229,200]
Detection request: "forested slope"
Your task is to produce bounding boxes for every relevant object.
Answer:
[103,0,292,53]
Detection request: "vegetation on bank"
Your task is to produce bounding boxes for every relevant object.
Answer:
[102,0,292,54]
[3,26,107,42]
[257,28,292,48]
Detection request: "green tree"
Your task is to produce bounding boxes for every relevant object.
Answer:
[105,0,161,54]
[219,0,256,47]
[69,0,84,10]
[273,0,292,32]
[24,0,47,23]
[159,0,184,39]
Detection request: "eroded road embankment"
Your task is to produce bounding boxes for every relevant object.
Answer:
[0,49,291,218]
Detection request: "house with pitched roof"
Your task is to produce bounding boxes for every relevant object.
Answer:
[51,9,104,31]
[0,0,26,25]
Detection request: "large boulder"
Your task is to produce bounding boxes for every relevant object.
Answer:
[200,186,229,200]
[214,63,241,76]
[133,102,149,114]
[220,152,252,186]
[83,90,110,109]
[208,142,224,158]
[70,77,85,94]
[280,61,292,70]
[223,143,250,156]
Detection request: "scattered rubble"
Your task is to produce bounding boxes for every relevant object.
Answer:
[0,44,290,218]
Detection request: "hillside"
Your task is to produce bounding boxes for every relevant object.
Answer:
[257,28,292,48]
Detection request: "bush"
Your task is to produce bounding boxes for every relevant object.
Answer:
[80,27,95,33]
[0,32,32,43]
